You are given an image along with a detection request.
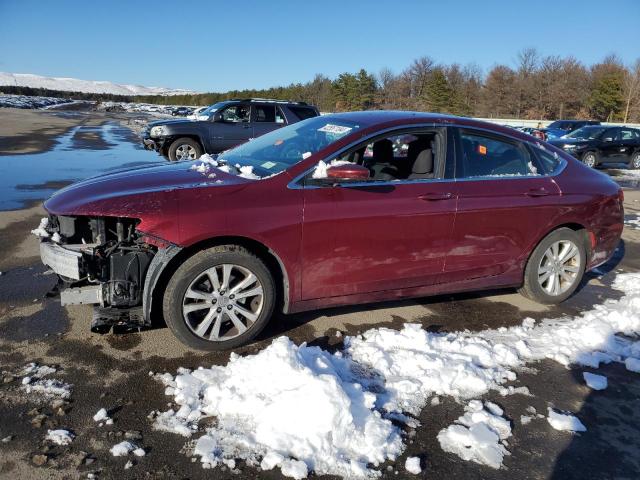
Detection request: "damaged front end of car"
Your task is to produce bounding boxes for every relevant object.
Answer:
[39,214,166,333]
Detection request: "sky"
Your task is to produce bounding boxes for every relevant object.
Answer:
[0,0,639,93]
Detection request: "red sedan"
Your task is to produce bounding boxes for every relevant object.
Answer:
[39,112,624,350]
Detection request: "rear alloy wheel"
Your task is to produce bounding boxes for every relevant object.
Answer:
[519,228,586,304]
[630,151,640,170]
[582,151,597,168]
[163,246,275,350]
[168,137,202,161]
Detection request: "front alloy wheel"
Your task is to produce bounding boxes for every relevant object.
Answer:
[182,264,264,341]
[163,245,275,350]
[174,143,198,160]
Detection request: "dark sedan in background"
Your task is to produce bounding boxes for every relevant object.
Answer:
[549,125,640,168]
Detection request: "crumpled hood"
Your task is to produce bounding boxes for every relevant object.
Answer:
[44,161,248,217]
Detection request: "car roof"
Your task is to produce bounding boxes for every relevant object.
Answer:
[319,110,536,142]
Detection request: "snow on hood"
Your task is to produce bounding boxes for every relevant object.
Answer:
[152,272,640,478]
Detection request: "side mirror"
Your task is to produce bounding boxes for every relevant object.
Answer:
[212,112,222,122]
[326,163,370,182]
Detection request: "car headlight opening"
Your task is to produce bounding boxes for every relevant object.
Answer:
[150,126,165,137]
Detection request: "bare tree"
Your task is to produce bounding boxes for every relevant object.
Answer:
[623,59,640,123]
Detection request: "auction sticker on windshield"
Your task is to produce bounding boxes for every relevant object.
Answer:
[318,124,353,135]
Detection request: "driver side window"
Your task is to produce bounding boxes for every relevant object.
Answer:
[328,131,442,182]
[221,105,250,123]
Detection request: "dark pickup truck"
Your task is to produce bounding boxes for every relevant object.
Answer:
[142,98,320,160]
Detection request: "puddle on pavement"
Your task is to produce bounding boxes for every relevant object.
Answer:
[0,122,164,210]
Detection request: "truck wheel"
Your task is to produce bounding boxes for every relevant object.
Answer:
[581,151,598,168]
[162,245,275,351]
[630,151,640,170]
[168,137,202,161]
[518,228,586,304]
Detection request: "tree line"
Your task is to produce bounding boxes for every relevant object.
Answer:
[3,49,639,122]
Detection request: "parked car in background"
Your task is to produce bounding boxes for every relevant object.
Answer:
[544,120,600,140]
[171,106,192,116]
[142,98,320,161]
[39,111,623,350]
[548,125,640,168]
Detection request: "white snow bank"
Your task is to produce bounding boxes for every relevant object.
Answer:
[155,272,640,477]
[31,217,49,238]
[46,429,74,445]
[155,337,402,479]
[437,400,511,469]
[404,456,422,474]
[110,441,145,457]
[583,372,607,390]
[625,357,640,372]
[547,408,586,432]
[312,159,352,179]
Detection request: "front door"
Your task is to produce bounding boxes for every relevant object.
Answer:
[252,104,287,138]
[300,128,457,300]
[212,104,253,151]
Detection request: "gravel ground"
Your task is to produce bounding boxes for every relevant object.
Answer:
[1,112,640,479]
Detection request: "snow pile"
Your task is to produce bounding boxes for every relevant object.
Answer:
[110,441,145,457]
[31,217,49,238]
[437,400,512,469]
[0,94,72,109]
[546,408,586,432]
[46,429,74,445]
[189,155,261,180]
[312,159,352,179]
[154,337,402,479]
[404,456,422,474]
[583,372,607,390]
[155,272,640,477]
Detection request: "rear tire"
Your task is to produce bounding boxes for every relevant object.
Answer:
[162,245,275,351]
[518,228,586,304]
[630,151,640,170]
[581,151,598,168]
[168,137,202,161]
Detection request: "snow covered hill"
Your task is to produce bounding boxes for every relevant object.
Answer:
[0,72,195,96]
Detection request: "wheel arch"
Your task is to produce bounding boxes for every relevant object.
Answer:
[145,235,290,328]
[166,134,206,153]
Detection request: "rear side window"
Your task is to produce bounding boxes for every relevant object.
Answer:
[255,105,276,122]
[533,147,563,174]
[619,129,640,140]
[289,106,318,120]
[457,130,538,178]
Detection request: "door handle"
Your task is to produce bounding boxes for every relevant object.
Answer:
[525,188,550,197]
[419,192,453,201]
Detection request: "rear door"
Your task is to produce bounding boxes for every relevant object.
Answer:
[617,128,640,161]
[442,127,561,283]
[211,103,253,151]
[252,104,287,139]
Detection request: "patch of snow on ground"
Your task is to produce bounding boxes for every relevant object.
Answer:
[155,272,640,477]
[437,400,512,469]
[110,441,144,457]
[583,372,607,390]
[547,408,586,432]
[46,429,74,445]
[404,456,422,474]
[31,217,49,237]
[625,357,640,372]
[18,363,72,399]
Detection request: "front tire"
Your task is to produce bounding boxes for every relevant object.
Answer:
[630,151,640,170]
[581,151,598,168]
[168,137,203,161]
[163,245,275,351]
[518,228,586,304]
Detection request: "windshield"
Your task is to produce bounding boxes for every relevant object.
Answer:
[217,116,361,177]
[197,102,231,118]
[564,126,607,140]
